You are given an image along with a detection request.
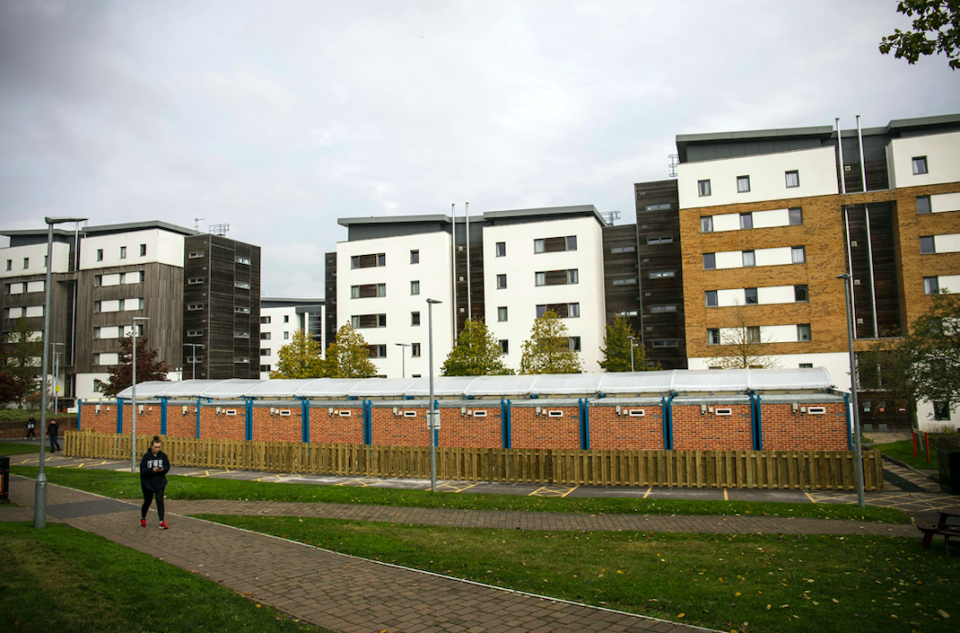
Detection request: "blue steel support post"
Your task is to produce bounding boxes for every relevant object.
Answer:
[844,393,853,450]
[301,399,310,444]
[196,398,201,438]
[664,394,675,450]
[432,400,439,447]
[160,398,167,436]
[748,393,758,449]
[579,399,591,450]
[77,399,82,431]
[117,397,124,434]
[245,400,253,441]
[362,400,371,445]
[755,394,763,450]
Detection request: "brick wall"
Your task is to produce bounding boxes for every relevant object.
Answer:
[309,406,363,444]
[166,404,198,438]
[760,403,848,450]
[589,405,665,449]
[252,406,302,443]
[671,404,754,450]
[510,406,580,449]
[199,406,245,441]
[371,407,429,447]
[119,403,163,437]
[79,403,118,433]
[440,407,503,448]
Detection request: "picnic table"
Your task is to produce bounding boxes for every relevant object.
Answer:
[918,509,960,553]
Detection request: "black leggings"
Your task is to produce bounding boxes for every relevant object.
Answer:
[141,488,165,521]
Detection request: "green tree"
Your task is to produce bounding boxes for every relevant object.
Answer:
[323,323,377,378]
[100,334,171,397]
[879,0,960,70]
[706,306,780,369]
[519,310,582,374]
[0,317,42,407]
[270,330,325,379]
[598,315,660,372]
[441,318,513,376]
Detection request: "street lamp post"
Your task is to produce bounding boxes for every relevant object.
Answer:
[426,299,442,493]
[395,343,411,379]
[183,343,204,380]
[131,316,150,473]
[35,216,87,529]
[837,273,866,509]
[627,336,636,372]
[51,342,65,414]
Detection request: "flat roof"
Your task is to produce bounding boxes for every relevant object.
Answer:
[338,214,450,228]
[337,205,607,231]
[2,220,196,239]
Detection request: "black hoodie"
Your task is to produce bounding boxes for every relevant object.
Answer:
[139,449,171,492]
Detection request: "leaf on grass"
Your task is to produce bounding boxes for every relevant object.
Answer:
[937,609,949,619]
[678,613,685,618]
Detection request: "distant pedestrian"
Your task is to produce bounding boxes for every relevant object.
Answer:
[25,416,37,439]
[140,435,171,530]
[46,419,60,452]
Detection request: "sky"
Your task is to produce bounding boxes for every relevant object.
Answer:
[0,0,956,297]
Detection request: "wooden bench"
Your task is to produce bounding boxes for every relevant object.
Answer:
[918,509,960,553]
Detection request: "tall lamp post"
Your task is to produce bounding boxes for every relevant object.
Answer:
[627,336,636,372]
[837,273,866,509]
[395,343,411,379]
[35,216,87,530]
[130,316,150,473]
[183,343,204,380]
[51,342,65,414]
[426,298,442,493]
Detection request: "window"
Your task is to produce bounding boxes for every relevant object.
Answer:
[535,272,545,286]
[187,303,203,311]
[44,255,48,268]
[740,213,753,229]
[351,256,359,269]
[410,280,420,295]
[651,339,679,348]
[745,287,758,304]
[610,245,635,254]
[139,244,147,257]
[234,357,250,364]
[795,284,809,302]
[647,236,673,244]
[789,208,803,225]
[791,246,806,263]
[235,306,250,314]
[351,314,387,328]
[235,256,250,265]
[235,281,250,289]
[737,175,750,193]
[568,269,578,284]
[912,156,928,175]
[707,328,721,345]
[567,236,577,251]
[260,348,271,356]
[649,270,675,279]
[496,242,506,257]
[260,365,271,373]
[650,304,677,313]
[934,402,951,421]
[410,250,419,264]
[920,236,935,254]
[645,202,671,211]
[188,277,204,285]
[698,180,712,197]
[747,326,761,343]
[411,311,421,326]
[261,332,271,340]
[799,363,813,369]
[916,196,932,214]
[284,331,290,339]
[924,277,939,294]
[700,216,714,233]
[568,336,581,352]
[742,250,755,267]
[498,306,508,322]
[260,316,271,324]
[703,253,716,270]
[785,170,800,188]
[96,248,105,262]
[705,290,718,307]
[368,344,387,358]
[22,257,29,269]
[499,340,509,354]
[612,277,637,286]
[797,324,812,341]
[188,251,205,259]
[378,253,386,266]
[119,246,127,259]
[569,303,580,318]
[284,315,290,323]
[411,343,421,357]
[188,330,202,337]
[497,274,507,289]
[4,260,10,271]
[351,253,386,268]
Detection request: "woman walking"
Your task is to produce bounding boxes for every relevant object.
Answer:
[139,435,171,530]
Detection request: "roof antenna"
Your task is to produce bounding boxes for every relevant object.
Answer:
[194,218,204,233]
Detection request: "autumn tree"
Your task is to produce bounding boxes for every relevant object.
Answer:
[270,330,325,379]
[879,1,960,70]
[323,323,377,378]
[0,316,43,407]
[519,310,582,374]
[441,318,513,376]
[706,306,780,369]
[100,333,171,397]
[598,315,660,372]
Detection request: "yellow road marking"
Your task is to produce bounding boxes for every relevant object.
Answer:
[803,491,816,503]
[723,489,728,501]
[643,486,652,499]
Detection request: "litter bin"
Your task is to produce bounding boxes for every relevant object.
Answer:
[0,455,9,501]
[938,450,960,494]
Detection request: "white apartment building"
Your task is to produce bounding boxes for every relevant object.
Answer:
[259,298,325,378]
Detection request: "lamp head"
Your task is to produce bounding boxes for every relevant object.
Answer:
[45,217,88,225]
[426,298,442,305]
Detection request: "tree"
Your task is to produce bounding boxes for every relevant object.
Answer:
[705,306,780,369]
[879,1,960,70]
[904,292,960,407]
[270,330,325,379]
[598,315,660,372]
[519,310,582,374]
[0,316,43,407]
[441,318,513,376]
[323,323,377,378]
[100,333,171,397]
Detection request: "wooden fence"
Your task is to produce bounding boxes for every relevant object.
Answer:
[64,431,885,491]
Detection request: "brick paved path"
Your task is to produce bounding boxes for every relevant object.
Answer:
[3,476,714,633]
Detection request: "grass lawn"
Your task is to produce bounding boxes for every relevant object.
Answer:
[0,522,332,633]
[0,443,41,455]
[200,514,960,633]
[876,439,942,472]
[11,466,911,524]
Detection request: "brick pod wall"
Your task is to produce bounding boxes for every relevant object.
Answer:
[119,403,163,437]
[199,406,245,441]
[79,403,118,434]
[252,406,302,443]
[589,405,665,450]
[439,407,502,448]
[760,403,847,450]
[672,404,754,450]
[510,406,580,449]
[167,405,198,438]
[309,406,363,444]
[371,407,429,447]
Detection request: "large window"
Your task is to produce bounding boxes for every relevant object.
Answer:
[351,314,387,328]
[351,283,386,298]
[742,250,756,267]
[916,196,932,214]
[534,236,577,253]
[496,274,507,289]
[536,303,580,318]
[498,306,508,322]
[924,277,939,294]
[496,242,506,257]
[744,287,758,304]
[698,180,711,197]
[789,208,803,225]
[350,253,386,269]
[703,253,716,270]
[647,236,673,244]
[791,246,806,263]
[795,284,809,302]
[920,236,935,254]
[797,324,812,341]
[700,216,714,233]
[912,156,928,175]
[785,170,800,188]
[410,280,420,295]
[737,176,751,193]
[705,290,718,307]
[535,269,578,286]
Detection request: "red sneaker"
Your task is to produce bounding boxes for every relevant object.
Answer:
[159,521,169,530]
[140,519,146,528]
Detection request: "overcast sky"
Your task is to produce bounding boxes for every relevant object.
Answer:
[1,0,956,297]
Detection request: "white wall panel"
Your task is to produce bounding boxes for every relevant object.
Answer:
[888,130,960,188]
[714,251,742,269]
[712,214,740,232]
[763,325,798,343]
[25,280,44,293]
[25,305,44,317]
[931,192,960,214]
[934,233,960,254]
[752,208,791,228]
[0,241,70,278]
[716,289,744,307]
[754,247,793,267]
[938,275,960,293]
[757,285,796,304]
